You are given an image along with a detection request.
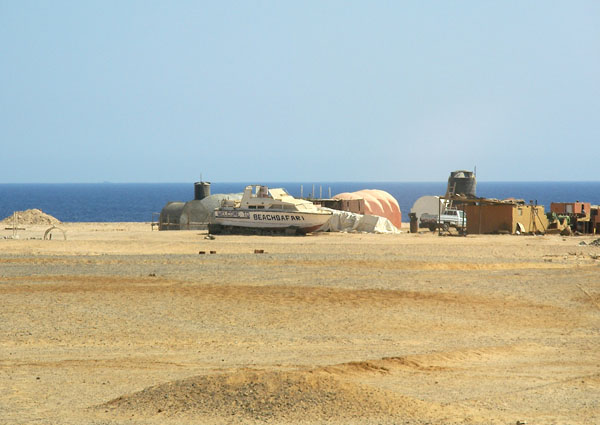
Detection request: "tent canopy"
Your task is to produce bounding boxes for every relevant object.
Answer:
[333,189,402,228]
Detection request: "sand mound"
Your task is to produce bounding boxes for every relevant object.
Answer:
[98,368,441,422]
[1,209,61,225]
[320,358,446,375]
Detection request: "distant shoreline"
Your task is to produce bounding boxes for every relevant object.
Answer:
[1,180,600,185]
[2,182,599,223]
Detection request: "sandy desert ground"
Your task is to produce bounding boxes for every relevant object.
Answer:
[1,222,599,424]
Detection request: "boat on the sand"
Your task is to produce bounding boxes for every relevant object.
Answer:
[209,185,332,235]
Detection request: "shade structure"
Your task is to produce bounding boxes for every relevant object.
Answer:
[333,189,402,228]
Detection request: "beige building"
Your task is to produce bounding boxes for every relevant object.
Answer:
[462,201,548,235]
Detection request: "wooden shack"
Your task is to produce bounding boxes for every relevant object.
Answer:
[461,200,548,235]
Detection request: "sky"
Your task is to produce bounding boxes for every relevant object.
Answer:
[1,1,598,183]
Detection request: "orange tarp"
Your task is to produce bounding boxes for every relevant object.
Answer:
[334,190,402,228]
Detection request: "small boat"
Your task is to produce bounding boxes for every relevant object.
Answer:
[210,185,332,235]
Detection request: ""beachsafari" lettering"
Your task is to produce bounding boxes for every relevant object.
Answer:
[252,214,305,221]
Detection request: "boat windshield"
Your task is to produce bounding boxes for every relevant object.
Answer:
[254,186,271,198]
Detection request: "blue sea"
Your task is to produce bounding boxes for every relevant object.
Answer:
[1,182,599,223]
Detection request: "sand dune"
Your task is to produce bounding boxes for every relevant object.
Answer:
[98,368,437,422]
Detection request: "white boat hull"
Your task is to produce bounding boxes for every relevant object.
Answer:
[214,209,331,233]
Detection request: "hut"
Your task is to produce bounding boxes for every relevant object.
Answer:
[462,199,548,234]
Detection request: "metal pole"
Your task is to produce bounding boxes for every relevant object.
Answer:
[438,197,442,236]
[462,204,466,236]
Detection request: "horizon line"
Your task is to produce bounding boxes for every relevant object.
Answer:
[1,180,600,185]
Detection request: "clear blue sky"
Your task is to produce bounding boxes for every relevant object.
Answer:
[1,1,598,183]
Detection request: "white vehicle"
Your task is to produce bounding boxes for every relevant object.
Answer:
[410,195,448,221]
[420,208,467,232]
[210,185,332,235]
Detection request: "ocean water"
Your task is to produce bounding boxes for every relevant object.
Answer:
[0,182,599,223]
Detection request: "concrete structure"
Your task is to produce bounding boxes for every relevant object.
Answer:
[159,202,186,230]
[550,202,591,216]
[447,170,476,198]
[158,182,242,231]
[550,202,595,234]
[194,181,211,200]
[463,202,548,235]
[592,206,600,234]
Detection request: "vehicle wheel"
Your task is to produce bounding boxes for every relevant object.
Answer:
[428,224,436,231]
[442,223,450,232]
